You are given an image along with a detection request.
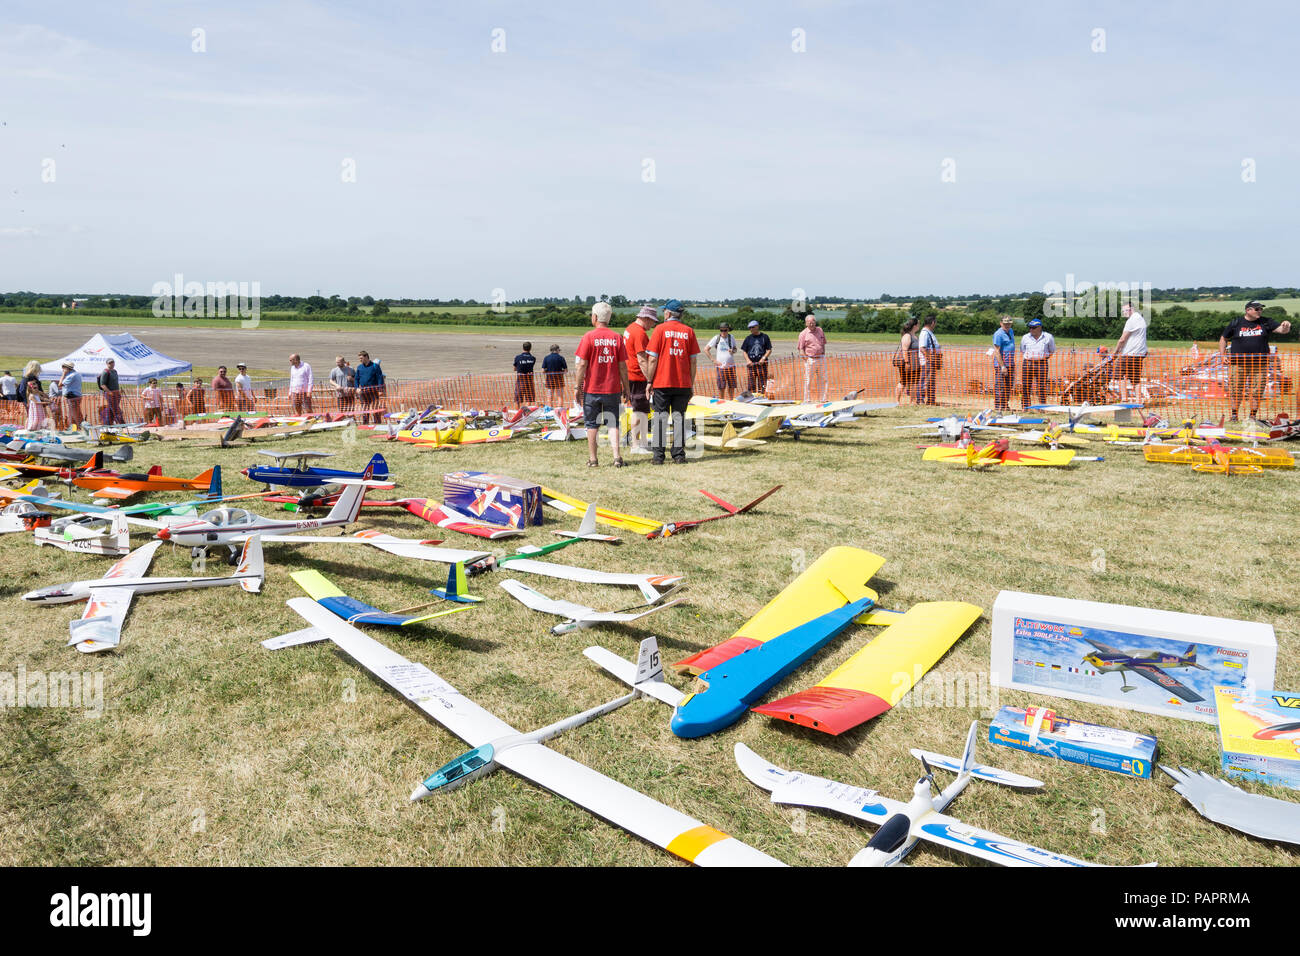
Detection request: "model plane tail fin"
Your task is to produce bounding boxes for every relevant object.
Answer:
[430,561,480,603]
[577,502,598,537]
[698,489,739,514]
[635,635,663,684]
[148,464,163,477]
[958,719,978,782]
[204,465,221,498]
[326,481,366,524]
[235,534,264,592]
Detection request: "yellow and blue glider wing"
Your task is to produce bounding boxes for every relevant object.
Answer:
[753,601,981,734]
[291,569,472,627]
[673,546,885,675]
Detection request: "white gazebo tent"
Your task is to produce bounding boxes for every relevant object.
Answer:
[39,332,192,386]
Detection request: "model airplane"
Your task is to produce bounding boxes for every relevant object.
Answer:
[541,487,664,536]
[1162,765,1300,846]
[737,722,1109,867]
[1143,440,1294,475]
[34,512,133,556]
[67,461,223,501]
[1030,401,1143,426]
[284,569,474,630]
[500,557,684,604]
[268,600,783,866]
[500,579,683,635]
[923,436,1076,468]
[23,536,264,653]
[155,480,371,551]
[392,419,513,447]
[2,436,134,463]
[646,486,781,540]
[1080,639,1207,702]
[690,409,780,451]
[241,451,391,491]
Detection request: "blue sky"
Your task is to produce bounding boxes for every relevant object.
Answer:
[1,1,1296,299]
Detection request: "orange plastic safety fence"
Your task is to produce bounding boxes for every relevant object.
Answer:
[2,349,1293,429]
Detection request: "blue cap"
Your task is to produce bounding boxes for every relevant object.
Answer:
[663,299,683,315]
[1027,318,1042,327]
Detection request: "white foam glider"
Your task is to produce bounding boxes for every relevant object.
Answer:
[269,597,783,866]
[734,722,1114,867]
[549,503,620,544]
[499,579,683,634]
[23,536,264,653]
[1162,765,1300,845]
[502,557,685,603]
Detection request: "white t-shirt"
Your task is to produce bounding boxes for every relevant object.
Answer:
[235,373,254,395]
[707,333,737,367]
[0,374,15,396]
[1120,312,1147,357]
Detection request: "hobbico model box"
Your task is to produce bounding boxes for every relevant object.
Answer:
[989,705,1157,778]
[442,471,543,528]
[991,591,1276,725]
[1214,686,1300,790]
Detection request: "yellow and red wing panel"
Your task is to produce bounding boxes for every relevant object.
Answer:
[753,601,981,735]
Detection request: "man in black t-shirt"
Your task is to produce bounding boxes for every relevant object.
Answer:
[1218,302,1292,421]
[740,320,773,396]
[513,342,537,405]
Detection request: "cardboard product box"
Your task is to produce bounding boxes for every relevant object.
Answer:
[991,591,1276,725]
[442,471,543,528]
[1214,686,1300,790]
[988,705,1157,778]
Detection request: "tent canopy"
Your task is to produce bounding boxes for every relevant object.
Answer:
[40,333,192,386]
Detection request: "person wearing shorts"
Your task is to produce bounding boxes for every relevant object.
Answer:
[1219,301,1292,421]
[623,303,658,453]
[141,378,163,426]
[706,323,739,399]
[797,313,828,402]
[644,299,699,464]
[542,345,568,407]
[513,343,537,405]
[740,320,772,396]
[1113,303,1148,401]
[575,302,630,467]
[288,353,314,415]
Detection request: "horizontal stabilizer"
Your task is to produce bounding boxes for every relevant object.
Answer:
[263,626,330,650]
[751,687,892,735]
[583,642,686,708]
[672,636,762,675]
[908,749,1043,789]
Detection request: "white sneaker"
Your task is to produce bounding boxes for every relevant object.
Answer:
[629,444,653,455]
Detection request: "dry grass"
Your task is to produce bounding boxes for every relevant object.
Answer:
[1,406,1297,867]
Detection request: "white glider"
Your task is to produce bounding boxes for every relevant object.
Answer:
[34,512,133,557]
[269,597,783,866]
[734,721,1113,867]
[502,557,684,603]
[499,578,683,634]
[23,536,264,653]
[1162,765,1300,845]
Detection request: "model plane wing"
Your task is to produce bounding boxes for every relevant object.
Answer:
[503,558,684,603]
[1127,662,1204,702]
[1161,765,1300,845]
[674,546,883,675]
[753,601,981,734]
[905,813,1095,867]
[68,585,135,652]
[735,743,908,821]
[540,487,664,535]
[89,485,141,501]
[501,579,682,634]
[1083,638,1121,655]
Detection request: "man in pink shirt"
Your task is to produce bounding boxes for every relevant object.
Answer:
[796,312,828,402]
[288,353,314,415]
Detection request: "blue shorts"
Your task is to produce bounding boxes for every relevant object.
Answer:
[583,393,621,430]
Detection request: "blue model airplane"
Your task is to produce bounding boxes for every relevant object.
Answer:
[241,450,390,491]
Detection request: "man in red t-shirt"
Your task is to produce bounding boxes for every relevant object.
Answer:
[623,303,658,454]
[575,301,631,467]
[643,299,699,464]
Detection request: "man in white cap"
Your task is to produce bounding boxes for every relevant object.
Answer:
[622,303,658,454]
[234,362,255,411]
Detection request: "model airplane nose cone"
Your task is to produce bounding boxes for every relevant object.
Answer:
[156,527,170,541]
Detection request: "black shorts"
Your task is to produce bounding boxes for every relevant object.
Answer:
[583,393,621,429]
[628,380,650,413]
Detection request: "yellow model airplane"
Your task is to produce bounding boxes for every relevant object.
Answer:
[540,487,664,536]
[691,409,781,450]
[923,438,1076,468]
[392,419,513,449]
[1143,441,1294,475]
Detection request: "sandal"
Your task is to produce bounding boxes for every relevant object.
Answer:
[613,458,625,468]
[587,459,599,467]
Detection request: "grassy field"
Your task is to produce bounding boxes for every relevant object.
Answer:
[2,404,1297,867]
